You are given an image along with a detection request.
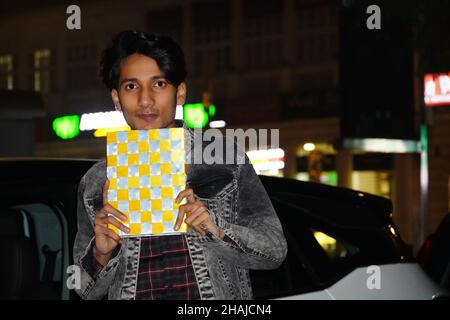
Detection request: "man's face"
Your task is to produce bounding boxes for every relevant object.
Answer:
[111,53,186,130]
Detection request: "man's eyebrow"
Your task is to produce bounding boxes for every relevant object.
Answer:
[119,75,167,86]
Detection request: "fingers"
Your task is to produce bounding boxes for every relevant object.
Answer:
[103,179,110,206]
[176,188,196,204]
[107,216,130,234]
[174,189,198,230]
[95,212,129,231]
[186,210,209,237]
[96,203,127,221]
[95,224,122,243]
[175,202,199,230]
[184,207,208,225]
[175,202,210,236]
[174,203,188,231]
[95,202,129,236]
[101,179,126,220]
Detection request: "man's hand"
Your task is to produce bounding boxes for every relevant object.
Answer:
[93,179,130,266]
[174,188,223,239]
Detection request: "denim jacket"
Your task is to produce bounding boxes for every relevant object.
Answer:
[73,121,287,300]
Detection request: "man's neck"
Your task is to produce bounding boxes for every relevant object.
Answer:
[166,120,176,128]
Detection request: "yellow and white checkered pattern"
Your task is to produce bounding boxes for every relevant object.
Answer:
[106,128,187,237]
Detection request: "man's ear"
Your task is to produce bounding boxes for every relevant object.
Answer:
[176,82,186,106]
[111,89,121,111]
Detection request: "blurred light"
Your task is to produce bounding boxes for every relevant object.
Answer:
[175,104,183,120]
[80,111,128,131]
[268,169,279,176]
[303,143,316,152]
[209,120,226,128]
[319,171,338,186]
[313,231,337,248]
[388,225,397,237]
[184,103,209,128]
[94,126,130,137]
[420,125,429,239]
[343,138,420,153]
[247,148,285,161]
[424,73,450,107]
[247,148,285,173]
[52,115,80,140]
[208,105,216,117]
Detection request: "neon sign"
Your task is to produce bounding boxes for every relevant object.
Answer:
[424,73,450,107]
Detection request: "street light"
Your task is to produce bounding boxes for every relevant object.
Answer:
[303,142,316,152]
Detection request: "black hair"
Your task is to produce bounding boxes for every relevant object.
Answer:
[100,30,187,91]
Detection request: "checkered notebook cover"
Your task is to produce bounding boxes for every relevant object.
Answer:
[106,128,188,237]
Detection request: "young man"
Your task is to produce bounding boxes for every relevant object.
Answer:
[73,30,287,300]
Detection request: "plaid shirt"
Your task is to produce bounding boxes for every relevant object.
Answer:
[134,234,200,300]
[92,233,238,300]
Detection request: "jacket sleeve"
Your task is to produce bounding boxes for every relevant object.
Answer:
[201,157,288,270]
[72,174,123,300]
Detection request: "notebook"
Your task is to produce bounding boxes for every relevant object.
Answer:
[106,128,188,237]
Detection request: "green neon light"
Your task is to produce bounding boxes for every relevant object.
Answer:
[52,115,80,139]
[208,105,216,118]
[420,124,428,172]
[184,103,209,128]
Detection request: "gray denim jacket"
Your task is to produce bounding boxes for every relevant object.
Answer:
[73,121,287,300]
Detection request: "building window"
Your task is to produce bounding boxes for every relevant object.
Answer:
[0,55,13,90]
[34,49,51,94]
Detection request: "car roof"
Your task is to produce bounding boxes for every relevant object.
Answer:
[260,175,393,223]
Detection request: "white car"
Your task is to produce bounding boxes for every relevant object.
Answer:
[251,176,449,300]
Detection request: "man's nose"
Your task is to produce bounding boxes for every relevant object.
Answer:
[138,86,155,108]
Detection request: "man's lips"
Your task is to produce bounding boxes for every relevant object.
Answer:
[137,114,158,121]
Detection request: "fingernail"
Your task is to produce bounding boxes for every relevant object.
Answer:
[174,224,179,231]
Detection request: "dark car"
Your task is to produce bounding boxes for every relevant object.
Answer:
[0,158,447,300]
[417,212,450,291]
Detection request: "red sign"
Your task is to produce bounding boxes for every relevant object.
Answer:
[424,73,450,106]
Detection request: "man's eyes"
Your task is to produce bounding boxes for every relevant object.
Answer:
[123,80,167,91]
[125,83,138,90]
[154,80,167,88]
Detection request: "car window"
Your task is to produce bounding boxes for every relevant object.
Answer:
[312,229,360,260]
[1,202,70,299]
